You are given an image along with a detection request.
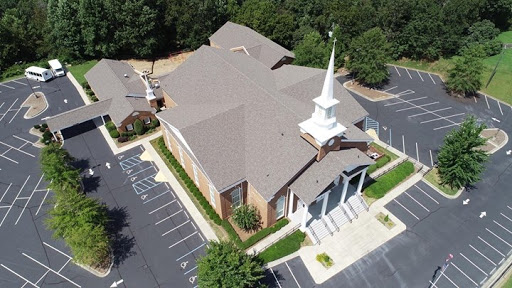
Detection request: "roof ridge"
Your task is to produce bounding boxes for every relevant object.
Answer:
[45,99,112,120]
[276,65,325,90]
[102,59,130,96]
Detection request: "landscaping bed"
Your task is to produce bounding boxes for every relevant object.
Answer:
[345,81,392,101]
[364,161,415,199]
[424,168,459,196]
[376,212,396,229]
[258,230,306,264]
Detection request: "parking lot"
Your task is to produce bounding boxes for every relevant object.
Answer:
[63,127,208,287]
[261,257,315,288]
[351,65,512,167]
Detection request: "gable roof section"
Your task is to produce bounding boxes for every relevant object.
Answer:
[85,59,154,126]
[46,99,112,132]
[289,149,374,205]
[209,21,294,69]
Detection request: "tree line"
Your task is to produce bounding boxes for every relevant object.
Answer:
[1,0,510,74]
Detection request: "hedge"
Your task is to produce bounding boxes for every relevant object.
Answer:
[367,155,391,175]
[365,161,415,199]
[156,137,222,225]
[105,121,116,132]
[109,129,120,138]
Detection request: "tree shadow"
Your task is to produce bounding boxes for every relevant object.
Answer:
[82,175,101,194]
[71,158,90,171]
[106,206,136,267]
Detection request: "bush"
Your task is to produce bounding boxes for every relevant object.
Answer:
[105,121,116,132]
[365,161,415,199]
[82,81,90,89]
[232,205,260,231]
[42,130,53,142]
[121,131,135,137]
[258,230,306,264]
[134,119,144,135]
[316,253,334,268]
[33,124,41,129]
[150,118,160,128]
[39,127,46,132]
[367,154,391,174]
[109,129,120,138]
[42,123,48,129]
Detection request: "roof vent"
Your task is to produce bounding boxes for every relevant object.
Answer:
[124,74,128,78]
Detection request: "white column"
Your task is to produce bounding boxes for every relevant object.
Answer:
[356,167,368,195]
[288,190,295,216]
[300,204,309,231]
[101,115,106,125]
[340,178,349,204]
[320,191,330,217]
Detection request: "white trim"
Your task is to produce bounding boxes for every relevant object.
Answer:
[165,130,172,152]
[340,139,372,143]
[276,195,286,220]
[178,145,185,167]
[218,178,246,194]
[231,186,242,208]
[209,184,216,208]
[193,164,199,186]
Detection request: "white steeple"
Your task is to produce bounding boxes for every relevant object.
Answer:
[299,40,346,147]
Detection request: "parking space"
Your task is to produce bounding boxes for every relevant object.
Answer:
[430,205,512,288]
[385,180,444,227]
[261,257,315,288]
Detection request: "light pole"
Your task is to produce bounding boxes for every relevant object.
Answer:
[429,253,453,288]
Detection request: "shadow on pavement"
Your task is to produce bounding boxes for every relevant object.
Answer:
[106,206,137,267]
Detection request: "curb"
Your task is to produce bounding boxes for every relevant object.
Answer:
[342,81,394,102]
[421,178,464,200]
[22,92,48,119]
[67,72,91,105]
[483,128,509,155]
[74,259,112,278]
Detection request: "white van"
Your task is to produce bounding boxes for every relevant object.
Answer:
[25,66,53,82]
[48,59,65,77]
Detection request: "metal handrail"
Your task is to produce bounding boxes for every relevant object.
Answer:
[308,226,321,245]
[356,193,369,211]
[321,218,333,235]
[255,224,300,253]
[346,200,358,219]
[339,203,352,223]
[327,213,339,232]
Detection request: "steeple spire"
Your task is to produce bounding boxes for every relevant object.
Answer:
[320,39,336,101]
[298,40,346,147]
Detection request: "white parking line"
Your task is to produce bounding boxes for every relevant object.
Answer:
[22,253,81,287]
[0,98,18,122]
[478,236,505,257]
[428,74,436,84]
[409,107,452,118]
[149,199,176,215]
[508,205,512,211]
[155,209,183,225]
[169,231,198,249]
[501,213,512,223]
[402,135,405,154]
[416,71,424,81]
[12,135,36,147]
[442,272,460,288]
[383,86,398,92]
[405,68,412,79]
[494,220,512,235]
[36,188,50,215]
[126,165,155,178]
[394,66,401,77]
[15,174,44,225]
[420,113,465,124]
[395,89,415,97]
[0,183,12,205]
[285,262,301,288]
[0,141,35,157]
[0,153,18,164]
[8,107,22,124]
[405,191,429,212]
[451,262,478,286]
[385,97,427,106]
[176,243,206,261]
[486,228,512,247]
[0,175,30,227]
[433,122,461,131]
[469,244,497,266]
[485,95,490,109]
[0,264,40,288]
[270,268,283,288]
[460,252,488,276]
[393,199,419,220]
[184,266,197,275]
[162,220,191,236]
[396,102,439,112]
[0,102,4,109]
[416,142,419,162]
[43,242,73,259]
[497,100,504,115]
[12,80,27,86]
[0,83,15,89]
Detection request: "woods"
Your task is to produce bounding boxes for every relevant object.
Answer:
[0,0,511,76]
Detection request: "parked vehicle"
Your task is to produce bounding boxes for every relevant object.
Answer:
[24,66,53,82]
[48,59,65,77]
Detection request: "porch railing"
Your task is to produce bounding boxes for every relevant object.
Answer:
[327,213,340,232]
[356,193,369,211]
[339,203,352,223]
[321,218,333,236]
[346,200,358,219]
[308,226,321,245]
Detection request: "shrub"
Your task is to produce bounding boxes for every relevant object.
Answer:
[42,130,52,142]
[33,124,41,129]
[39,127,46,132]
[42,123,48,129]
[81,81,90,89]
[316,253,334,268]
[365,161,415,199]
[121,131,135,137]
[109,129,120,138]
[134,119,144,135]
[105,121,116,132]
[367,154,391,174]
[118,136,129,143]
[151,119,160,128]
[232,204,260,231]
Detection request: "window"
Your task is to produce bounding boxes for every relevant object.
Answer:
[143,117,151,125]
[276,195,285,219]
[231,187,241,208]
[209,185,216,207]
[126,124,134,131]
[193,164,200,186]
[178,146,185,167]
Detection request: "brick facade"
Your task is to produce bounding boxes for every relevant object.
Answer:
[119,111,156,132]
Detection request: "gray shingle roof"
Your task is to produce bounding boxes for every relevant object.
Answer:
[209,21,294,69]
[158,45,370,201]
[46,99,112,131]
[289,149,374,205]
[85,59,155,126]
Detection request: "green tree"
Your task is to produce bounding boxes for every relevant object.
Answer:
[346,27,391,87]
[328,25,347,68]
[445,46,484,97]
[197,241,264,288]
[463,20,502,56]
[40,144,81,191]
[437,116,488,189]
[293,31,328,68]
[134,119,144,135]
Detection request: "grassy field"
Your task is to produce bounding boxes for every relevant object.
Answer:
[390,31,512,105]
[67,60,98,86]
[424,168,459,196]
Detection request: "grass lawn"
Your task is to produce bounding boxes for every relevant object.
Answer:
[389,31,512,105]
[501,274,512,288]
[258,230,306,264]
[424,168,459,196]
[364,161,415,199]
[67,60,98,86]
